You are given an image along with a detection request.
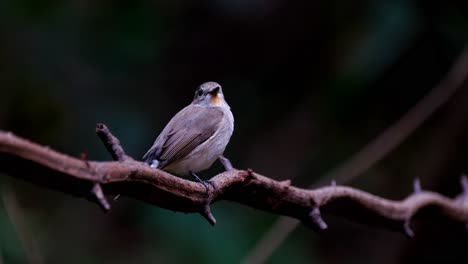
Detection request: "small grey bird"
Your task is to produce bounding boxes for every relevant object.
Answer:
[143,82,234,189]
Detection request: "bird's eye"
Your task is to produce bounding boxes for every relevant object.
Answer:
[197,89,203,97]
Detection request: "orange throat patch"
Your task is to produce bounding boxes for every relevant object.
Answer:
[211,95,222,106]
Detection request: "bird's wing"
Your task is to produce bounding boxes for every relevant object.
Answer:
[142,105,224,169]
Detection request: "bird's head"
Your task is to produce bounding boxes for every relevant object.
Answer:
[192,81,228,108]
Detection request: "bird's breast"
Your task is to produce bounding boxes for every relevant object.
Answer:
[165,108,234,175]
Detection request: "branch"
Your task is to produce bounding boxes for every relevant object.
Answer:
[0,126,468,234]
[243,43,468,264]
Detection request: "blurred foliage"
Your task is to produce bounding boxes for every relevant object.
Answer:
[1,0,468,263]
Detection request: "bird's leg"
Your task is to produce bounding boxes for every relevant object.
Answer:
[190,171,219,199]
[218,155,233,171]
[190,171,210,196]
[207,179,218,195]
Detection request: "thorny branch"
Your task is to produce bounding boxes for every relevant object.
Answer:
[0,125,468,235]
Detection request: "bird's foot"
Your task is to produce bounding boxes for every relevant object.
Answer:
[190,171,217,198]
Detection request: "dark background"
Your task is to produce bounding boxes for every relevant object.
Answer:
[1,0,468,263]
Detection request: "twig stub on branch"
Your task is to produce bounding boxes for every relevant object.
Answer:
[96,123,129,162]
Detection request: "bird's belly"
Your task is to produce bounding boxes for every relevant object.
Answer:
[163,108,234,176]
[164,131,231,175]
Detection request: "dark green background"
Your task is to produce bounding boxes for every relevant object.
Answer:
[1,0,468,263]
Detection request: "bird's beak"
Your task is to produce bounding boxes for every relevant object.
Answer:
[210,87,220,95]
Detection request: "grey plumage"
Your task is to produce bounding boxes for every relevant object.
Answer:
[143,106,224,168]
[143,82,234,175]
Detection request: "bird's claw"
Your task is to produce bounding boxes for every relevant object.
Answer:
[190,171,217,198]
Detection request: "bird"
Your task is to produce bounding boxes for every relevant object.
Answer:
[143,81,234,192]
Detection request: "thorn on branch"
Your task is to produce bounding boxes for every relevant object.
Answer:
[91,183,111,212]
[280,179,291,187]
[246,169,255,179]
[200,204,216,226]
[80,151,88,161]
[80,150,90,168]
[96,123,128,162]
[309,207,328,230]
[413,178,422,193]
[403,219,414,238]
[80,150,90,167]
[238,170,252,183]
[240,169,256,182]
